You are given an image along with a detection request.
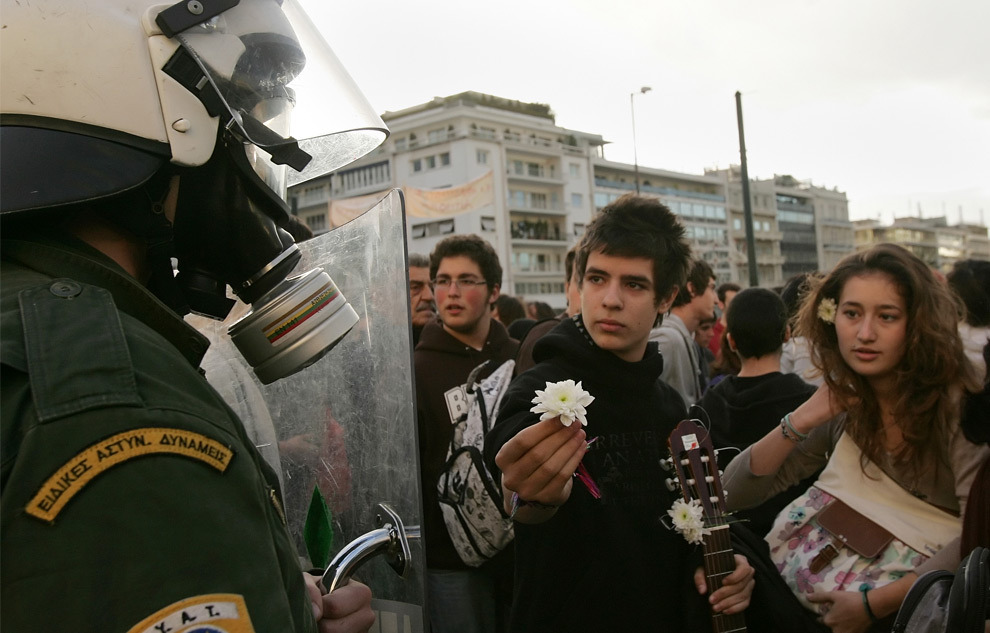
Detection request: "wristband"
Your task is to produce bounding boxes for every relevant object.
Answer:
[782,412,809,441]
[859,584,879,623]
[509,492,558,519]
[780,419,802,444]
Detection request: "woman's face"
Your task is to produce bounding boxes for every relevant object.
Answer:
[834,271,909,389]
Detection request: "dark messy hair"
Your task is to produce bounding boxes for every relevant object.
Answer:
[780,272,822,322]
[672,258,715,307]
[575,194,690,306]
[796,243,978,473]
[717,282,741,304]
[564,246,578,285]
[494,295,526,325]
[947,259,990,327]
[727,288,788,359]
[429,234,502,291]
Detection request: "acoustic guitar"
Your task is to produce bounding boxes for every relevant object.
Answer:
[666,418,747,633]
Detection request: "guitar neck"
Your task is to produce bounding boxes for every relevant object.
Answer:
[702,524,747,633]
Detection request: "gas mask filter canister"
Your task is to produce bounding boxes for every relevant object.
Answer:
[228,266,359,384]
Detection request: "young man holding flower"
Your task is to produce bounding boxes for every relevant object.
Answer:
[484,194,756,632]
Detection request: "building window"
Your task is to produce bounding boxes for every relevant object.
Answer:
[439,152,450,167]
[427,128,445,144]
[477,149,489,164]
[304,214,327,232]
[411,159,422,173]
[395,137,407,151]
[338,160,390,194]
[410,218,457,239]
[573,223,586,237]
[425,155,436,169]
[571,193,583,208]
[569,163,580,178]
[481,216,497,232]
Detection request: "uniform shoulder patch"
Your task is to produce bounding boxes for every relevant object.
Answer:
[27,427,234,522]
[127,594,255,633]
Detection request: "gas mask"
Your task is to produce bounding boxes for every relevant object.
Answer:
[1,0,386,383]
[156,0,388,383]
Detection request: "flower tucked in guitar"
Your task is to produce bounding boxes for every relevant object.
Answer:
[666,419,748,633]
[668,498,711,545]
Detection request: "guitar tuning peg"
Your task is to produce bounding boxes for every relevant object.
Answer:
[659,457,672,471]
[700,455,710,463]
[664,478,677,492]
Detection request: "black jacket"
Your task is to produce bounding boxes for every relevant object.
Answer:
[699,372,818,536]
[485,315,717,632]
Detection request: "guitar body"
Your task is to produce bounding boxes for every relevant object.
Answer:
[668,419,748,633]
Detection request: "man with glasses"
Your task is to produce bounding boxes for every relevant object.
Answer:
[408,253,436,347]
[414,234,518,633]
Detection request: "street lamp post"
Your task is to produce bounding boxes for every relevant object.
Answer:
[630,86,652,195]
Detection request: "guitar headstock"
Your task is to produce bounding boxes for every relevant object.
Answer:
[666,419,728,525]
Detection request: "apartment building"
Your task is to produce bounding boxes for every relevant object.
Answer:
[289,91,859,308]
[593,162,735,284]
[855,216,990,272]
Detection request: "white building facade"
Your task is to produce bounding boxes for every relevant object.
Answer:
[290,92,868,308]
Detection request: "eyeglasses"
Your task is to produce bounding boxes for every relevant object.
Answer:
[430,277,488,291]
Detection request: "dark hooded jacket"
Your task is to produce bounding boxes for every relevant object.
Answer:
[484,315,719,633]
[699,371,818,536]
[414,317,518,570]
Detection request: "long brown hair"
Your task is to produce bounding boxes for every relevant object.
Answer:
[796,244,978,471]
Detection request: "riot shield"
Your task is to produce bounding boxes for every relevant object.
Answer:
[192,190,425,631]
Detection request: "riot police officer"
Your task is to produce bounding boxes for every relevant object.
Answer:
[1,1,388,631]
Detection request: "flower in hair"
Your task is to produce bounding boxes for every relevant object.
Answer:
[667,498,711,545]
[817,298,837,324]
[530,380,595,427]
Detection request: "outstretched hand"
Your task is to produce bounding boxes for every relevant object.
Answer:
[693,554,756,615]
[495,416,587,510]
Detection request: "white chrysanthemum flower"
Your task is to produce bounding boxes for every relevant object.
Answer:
[530,379,595,427]
[667,498,710,545]
[817,297,837,324]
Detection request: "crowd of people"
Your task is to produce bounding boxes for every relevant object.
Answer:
[408,194,989,633]
[2,3,985,629]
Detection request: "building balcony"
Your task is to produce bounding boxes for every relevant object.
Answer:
[731,228,783,241]
[594,178,725,203]
[512,268,567,278]
[819,217,853,228]
[508,203,567,216]
[823,242,855,251]
[511,236,571,247]
[506,170,566,185]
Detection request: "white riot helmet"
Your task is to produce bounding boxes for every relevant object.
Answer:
[1,0,389,382]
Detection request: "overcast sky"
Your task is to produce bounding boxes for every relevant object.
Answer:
[307,0,989,225]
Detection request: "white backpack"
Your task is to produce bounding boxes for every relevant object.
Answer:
[436,359,515,567]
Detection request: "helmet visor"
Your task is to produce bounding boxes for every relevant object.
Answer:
[175,0,387,195]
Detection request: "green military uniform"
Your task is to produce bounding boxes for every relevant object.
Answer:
[1,232,316,633]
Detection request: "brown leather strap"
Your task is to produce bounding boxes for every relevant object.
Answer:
[809,541,841,574]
